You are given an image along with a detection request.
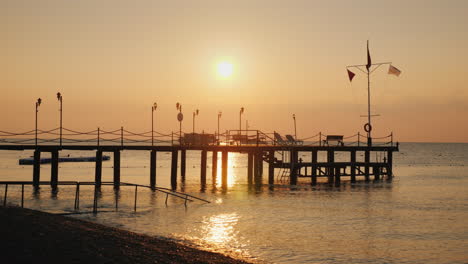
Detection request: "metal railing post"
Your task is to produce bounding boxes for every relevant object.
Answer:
[134,185,138,212]
[3,184,8,206]
[121,126,123,147]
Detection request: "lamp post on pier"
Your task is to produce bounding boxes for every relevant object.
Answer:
[217,111,222,142]
[293,114,297,141]
[239,107,244,134]
[35,98,42,146]
[151,102,157,146]
[192,109,199,134]
[239,107,244,145]
[176,102,183,144]
[56,92,63,147]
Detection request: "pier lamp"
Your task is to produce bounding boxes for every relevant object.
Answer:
[151,102,157,146]
[35,98,42,146]
[192,109,199,134]
[239,107,244,145]
[217,111,222,142]
[239,107,244,134]
[293,114,297,141]
[57,92,63,147]
[176,103,183,144]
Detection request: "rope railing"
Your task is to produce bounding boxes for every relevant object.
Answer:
[0,127,395,147]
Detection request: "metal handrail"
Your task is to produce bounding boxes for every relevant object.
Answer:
[0,181,210,213]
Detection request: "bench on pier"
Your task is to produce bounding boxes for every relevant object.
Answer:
[323,135,344,146]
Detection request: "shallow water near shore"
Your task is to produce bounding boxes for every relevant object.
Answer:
[1,143,467,263]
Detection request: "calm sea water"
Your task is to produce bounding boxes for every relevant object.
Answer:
[0,143,467,263]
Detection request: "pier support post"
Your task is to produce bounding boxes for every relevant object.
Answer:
[113,150,121,189]
[311,150,317,186]
[150,150,157,189]
[254,152,263,186]
[171,150,178,191]
[247,152,253,185]
[212,151,218,186]
[387,150,393,181]
[51,150,59,189]
[201,150,207,189]
[290,151,298,185]
[374,166,381,181]
[268,151,275,185]
[259,153,264,176]
[364,150,370,182]
[334,167,341,187]
[327,150,335,185]
[221,151,228,189]
[33,150,41,188]
[95,150,103,187]
[350,150,356,183]
[181,149,186,181]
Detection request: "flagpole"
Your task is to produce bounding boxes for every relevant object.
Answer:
[367,70,372,146]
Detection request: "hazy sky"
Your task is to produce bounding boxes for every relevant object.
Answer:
[2,0,468,142]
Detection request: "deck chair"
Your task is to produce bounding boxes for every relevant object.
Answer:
[285,134,303,145]
[274,132,287,145]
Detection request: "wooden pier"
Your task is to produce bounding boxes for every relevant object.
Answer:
[0,143,398,190]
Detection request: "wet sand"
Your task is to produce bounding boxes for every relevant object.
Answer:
[0,206,251,264]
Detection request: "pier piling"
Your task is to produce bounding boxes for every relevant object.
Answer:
[181,149,186,179]
[364,150,370,182]
[387,150,393,180]
[51,150,59,189]
[212,151,218,185]
[201,150,207,188]
[350,150,356,183]
[171,150,178,190]
[290,151,298,185]
[33,150,41,188]
[311,150,317,186]
[334,167,341,187]
[221,151,228,189]
[247,152,253,185]
[95,150,103,187]
[327,150,335,185]
[268,151,274,185]
[254,152,262,186]
[113,150,121,189]
[150,150,157,189]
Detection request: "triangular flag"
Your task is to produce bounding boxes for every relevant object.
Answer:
[366,40,372,71]
[388,65,401,76]
[347,69,356,82]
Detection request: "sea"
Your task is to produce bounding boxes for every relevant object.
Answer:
[0,142,467,264]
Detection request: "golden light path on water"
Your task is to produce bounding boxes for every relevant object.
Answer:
[214,152,241,189]
[177,152,252,259]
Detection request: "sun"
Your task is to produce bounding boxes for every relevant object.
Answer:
[217,62,233,78]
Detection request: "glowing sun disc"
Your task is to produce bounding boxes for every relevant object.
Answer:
[217,62,233,78]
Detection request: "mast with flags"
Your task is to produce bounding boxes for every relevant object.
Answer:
[346,41,402,146]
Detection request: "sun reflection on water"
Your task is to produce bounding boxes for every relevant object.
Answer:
[215,152,242,188]
[202,213,239,245]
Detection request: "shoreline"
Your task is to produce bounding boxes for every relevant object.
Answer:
[0,206,252,264]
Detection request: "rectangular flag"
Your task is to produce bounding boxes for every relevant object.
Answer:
[388,65,401,76]
[347,69,356,82]
[366,40,371,71]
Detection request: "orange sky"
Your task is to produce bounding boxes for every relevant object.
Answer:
[1,0,468,142]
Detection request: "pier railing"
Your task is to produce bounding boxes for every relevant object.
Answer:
[0,127,395,147]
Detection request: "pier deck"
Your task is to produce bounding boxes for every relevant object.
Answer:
[0,143,398,189]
